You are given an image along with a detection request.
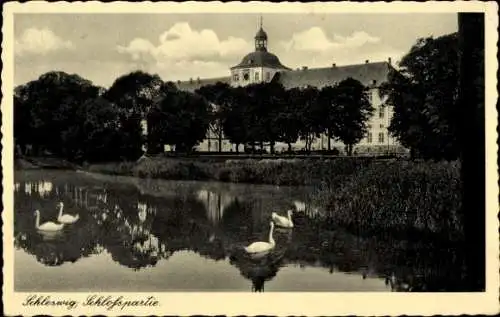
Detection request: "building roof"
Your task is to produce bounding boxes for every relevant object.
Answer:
[231,50,292,70]
[276,61,393,89]
[175,60,394,93]
[174,76,231,93]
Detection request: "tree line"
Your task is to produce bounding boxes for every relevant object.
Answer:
[14,71,373,161]
[14,32,460,163]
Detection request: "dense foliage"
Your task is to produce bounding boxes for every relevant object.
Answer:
[379,33,460,160]
[15,70,372,162]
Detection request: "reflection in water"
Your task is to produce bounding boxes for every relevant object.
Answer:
[230,229,293,292]
[14,170,466,292]
[197,190,236,225]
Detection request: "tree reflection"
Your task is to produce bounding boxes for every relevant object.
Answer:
[14,171,467,291]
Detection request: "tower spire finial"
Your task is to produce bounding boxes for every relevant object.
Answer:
[260,15,263,29]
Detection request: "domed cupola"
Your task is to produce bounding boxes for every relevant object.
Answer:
[229,16,291,87]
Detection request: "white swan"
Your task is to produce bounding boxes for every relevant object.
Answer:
[272,210,294,228]
[34,210,64,232]
[244,222,276,254]
[57,202,79,224]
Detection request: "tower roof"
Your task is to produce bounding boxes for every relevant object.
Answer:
[230,51,291,70]
[231,16,290,70]
[255,27,268,40]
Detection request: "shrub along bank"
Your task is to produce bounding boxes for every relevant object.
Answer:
[86,157,373,186]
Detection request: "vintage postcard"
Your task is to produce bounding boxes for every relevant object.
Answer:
[2,1,499,316]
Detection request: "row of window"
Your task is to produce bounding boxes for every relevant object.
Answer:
[367,132,386,144]
[233,71,272,82]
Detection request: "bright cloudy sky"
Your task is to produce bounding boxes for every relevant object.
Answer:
[14,13,458,88]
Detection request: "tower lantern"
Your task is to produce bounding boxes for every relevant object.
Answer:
[254,16,268,52]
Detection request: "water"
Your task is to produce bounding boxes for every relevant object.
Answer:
[13,170,465,292]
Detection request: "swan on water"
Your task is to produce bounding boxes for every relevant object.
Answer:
[57,202,79,224]
[272,209,294,228]
[244,221,276,254]
[34,210,64,232]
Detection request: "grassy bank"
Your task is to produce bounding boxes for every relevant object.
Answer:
[86,156,373,186]
[86,157,462,239]
[15,156,80,170]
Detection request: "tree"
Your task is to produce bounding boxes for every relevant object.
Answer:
[245,82,287,153]
[196,82,233,153]
[74,97,123,162]
[330,78,373,156]
[146,82,178,154]
[278,88,304,152]
[14,71,102,158]
[104,71,164,159]
[14,87,34,156]
[220,86,250,153]
[292,86,322,152]
[318,86,339,151]
[156,90,211,153]
[379,33,460,160]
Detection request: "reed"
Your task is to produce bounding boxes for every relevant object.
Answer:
[311,160,463,239]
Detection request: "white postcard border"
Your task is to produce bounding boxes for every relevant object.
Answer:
[2,1,499,316]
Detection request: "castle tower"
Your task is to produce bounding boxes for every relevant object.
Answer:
[230,16,291,87]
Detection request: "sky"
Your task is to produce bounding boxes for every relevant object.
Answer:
[14,13,458,88]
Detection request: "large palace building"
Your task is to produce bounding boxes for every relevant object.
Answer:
[172,22,403,154]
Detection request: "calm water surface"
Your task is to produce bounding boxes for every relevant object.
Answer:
[14,170,464,292]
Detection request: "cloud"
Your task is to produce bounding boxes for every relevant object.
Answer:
[15,28,75,56]
[274,26,404,70]
[281,27,381,52]
[117,22,252,64]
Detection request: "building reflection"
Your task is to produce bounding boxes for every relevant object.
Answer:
[196,189,235,225]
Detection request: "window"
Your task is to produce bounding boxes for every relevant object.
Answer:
[367,124,372,129]
[368,92,373,103]
[378,132,385,143]
[367,132,373,143]
[379,107,385,118]
[243,72,249,81]
[380,124,384,128]
[233,74,239,81]
[255,72,260,81]
[266,72,270,80]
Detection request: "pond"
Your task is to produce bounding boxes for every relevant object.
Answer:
[13,170,465,292]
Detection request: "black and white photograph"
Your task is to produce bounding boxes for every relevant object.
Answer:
[2,1,499,316]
